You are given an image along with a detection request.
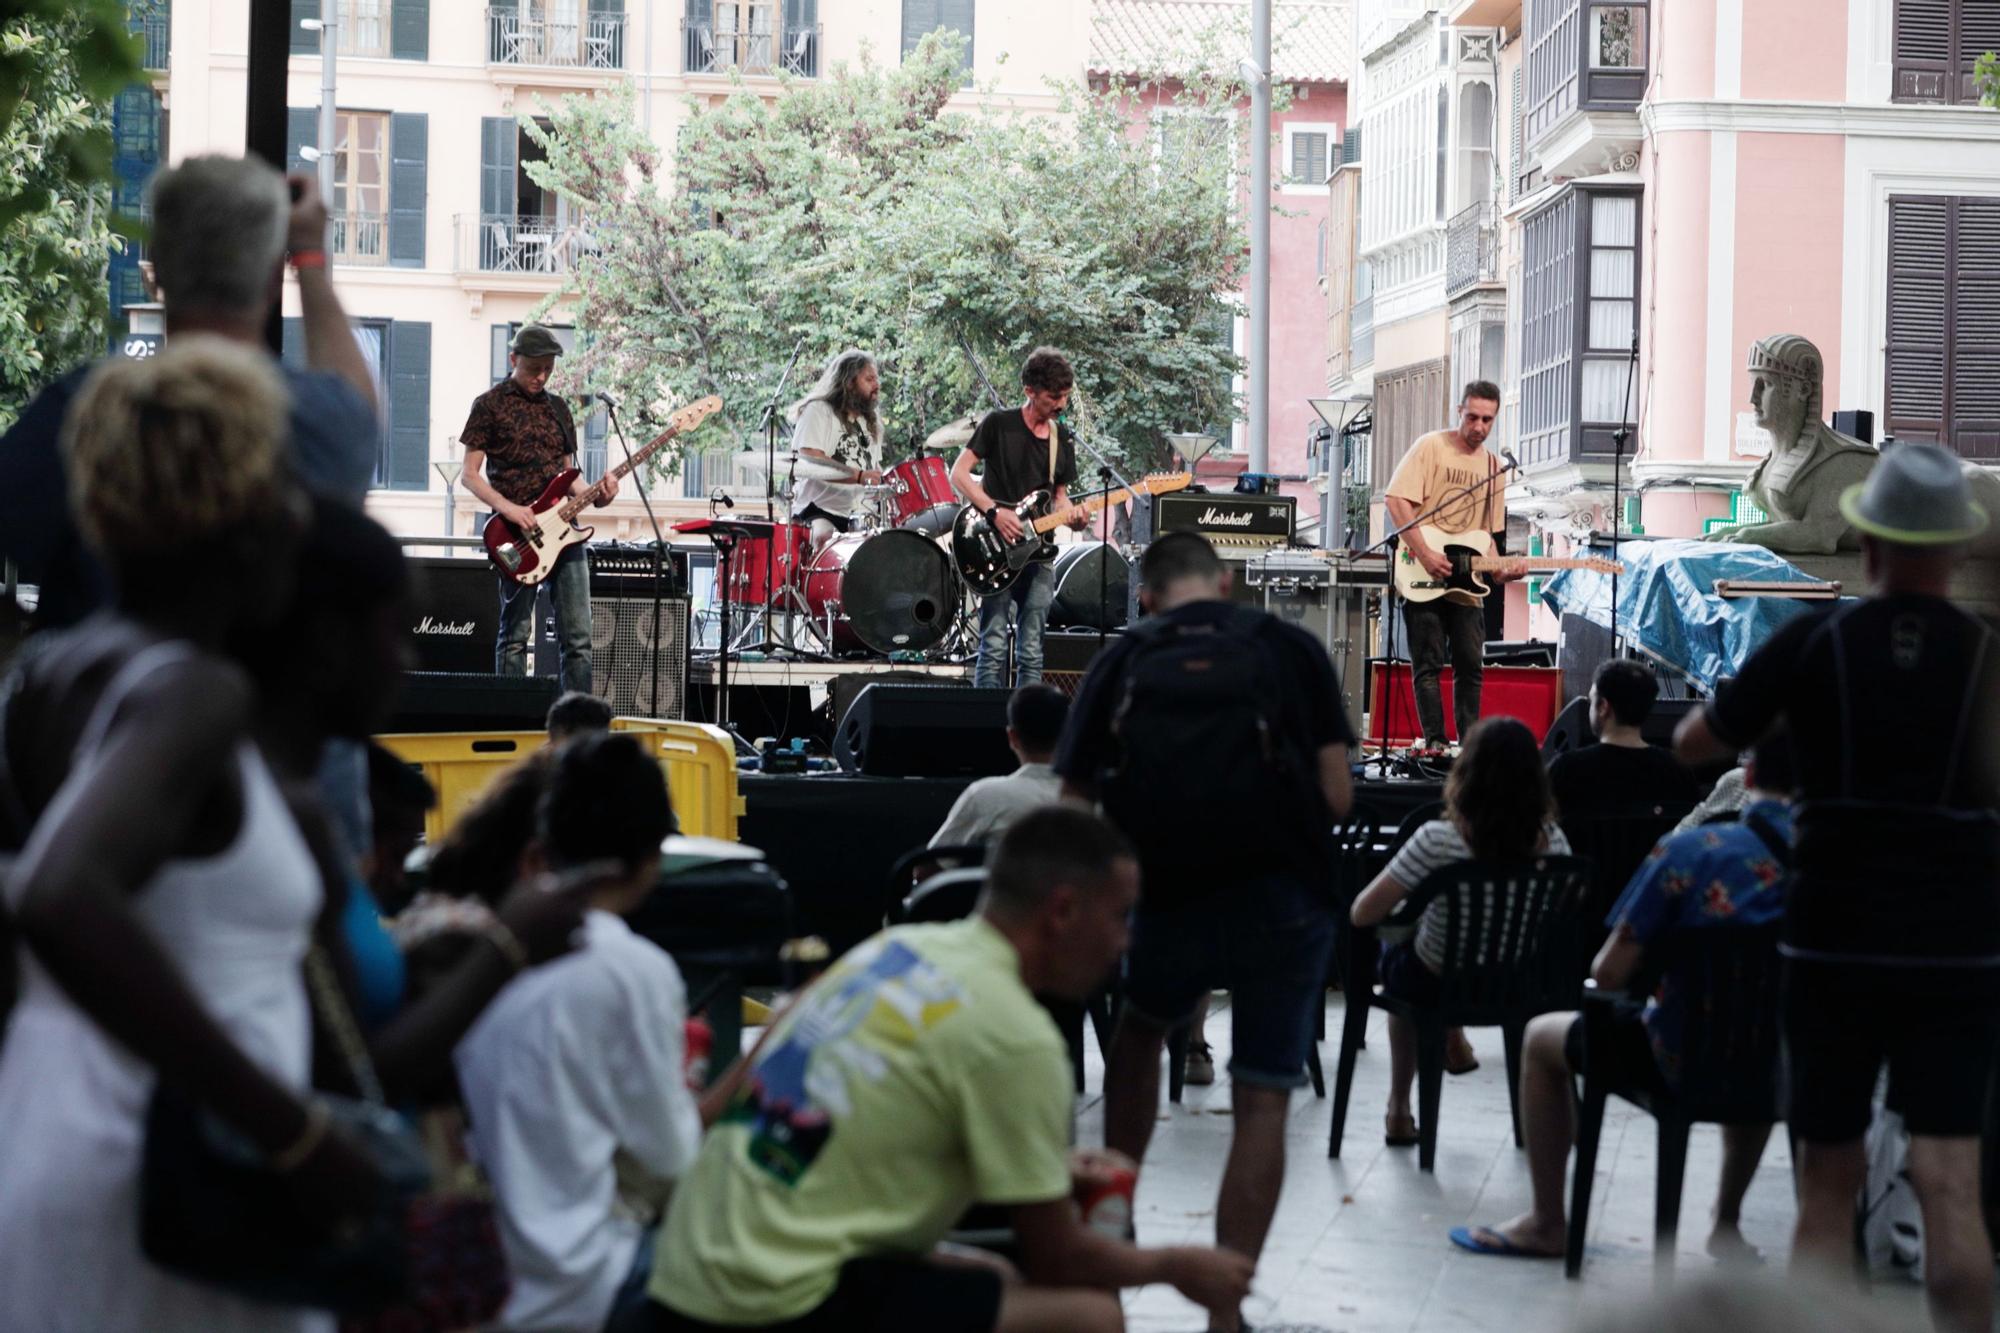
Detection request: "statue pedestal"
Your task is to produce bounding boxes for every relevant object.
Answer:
[1782,552,2000,615]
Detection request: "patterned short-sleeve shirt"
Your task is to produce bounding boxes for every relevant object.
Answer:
[460,377,578,506]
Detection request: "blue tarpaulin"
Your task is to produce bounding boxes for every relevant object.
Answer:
[1539,538,1838,692]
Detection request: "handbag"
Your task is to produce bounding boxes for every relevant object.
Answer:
[139,946,432,1312]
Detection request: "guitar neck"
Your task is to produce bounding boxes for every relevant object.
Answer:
[1467,557,1600,571]
[1029,484,1149,535]
[557,426,678,520]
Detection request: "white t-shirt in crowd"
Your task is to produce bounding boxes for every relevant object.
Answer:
[928,762,1064,849]
[456,910,703,1333]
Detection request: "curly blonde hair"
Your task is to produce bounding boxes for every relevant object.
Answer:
[63,336,297,563]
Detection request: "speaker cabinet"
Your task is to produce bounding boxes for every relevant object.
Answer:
[404,557,499,674]
[388,671,558,733]
[590,595,690,719]
[834,684,1014,777]
[829,670,959,733]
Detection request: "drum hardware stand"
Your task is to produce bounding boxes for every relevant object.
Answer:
[1071,431,1140,649]
[603,396,671,718]
[748,335,811,658]
[698,522,758,753]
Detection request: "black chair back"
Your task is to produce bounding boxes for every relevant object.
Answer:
[898,867,987,924]
[1648,923,1784,1121]
[1560,807,1691,922]
[884,842,987,926]
[1396,855,1593,1023]
[1332,800,1384,909]
[1386,801,1445,859]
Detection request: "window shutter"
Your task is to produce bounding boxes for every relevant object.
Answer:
[1949,198,2000,459]
[901,0,938,57]
[1509,67,1524,202]
[281,317,305,369]
[392,0,429,60]
[290,0,319,53]
[1885,195,1949,447]
[481,117,518,221]
[1290,133,1309,183]
[1958,5,2000,104]
[490,324,512,381]
[387,321,431,490]
[1892,0,1954,102]
[285,107,317,173]
[388,112,426,268]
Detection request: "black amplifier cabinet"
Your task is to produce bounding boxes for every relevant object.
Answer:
[404,557,499,674]
[589,542,689,599]
[1154,491,1296,545]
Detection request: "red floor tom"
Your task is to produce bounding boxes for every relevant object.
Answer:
[724,522,811,607]
[885,456,959,534]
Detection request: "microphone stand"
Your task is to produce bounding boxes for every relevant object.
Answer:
[603,396,673,718]
[1069,429,1141,651]
[1359,451,1520,777]
[758,336,808,653]
[1608,329,1639,654]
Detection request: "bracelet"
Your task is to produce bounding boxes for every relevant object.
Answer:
[288,249,328,271]
[270,1099,330,1173]
[484,920,530,973]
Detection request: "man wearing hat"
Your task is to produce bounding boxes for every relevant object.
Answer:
[1676,442,1999,1331]
[459,323,617,692]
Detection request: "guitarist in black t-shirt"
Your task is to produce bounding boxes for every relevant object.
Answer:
[949,348,1091,688]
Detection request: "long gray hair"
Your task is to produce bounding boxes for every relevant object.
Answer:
[790,348,882,441]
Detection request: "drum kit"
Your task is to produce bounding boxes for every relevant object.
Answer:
[717,414,989,659]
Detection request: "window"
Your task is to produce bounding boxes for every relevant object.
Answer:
[1588,4,1643,68]
[901,0,973,75]
[1885,195,2000,459]
[1525,0,1647,144]
[285,316,430,489]
[1893,0,2000,103]
[1456,83,1494,212]
[339,0,391,56]
[331,110,389,265]
[1518,186,1641,469]
[1286,127,1333,189]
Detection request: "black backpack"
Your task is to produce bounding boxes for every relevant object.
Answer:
[1098,606,1316,907]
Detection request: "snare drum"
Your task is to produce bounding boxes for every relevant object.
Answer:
[885,456,959,535]
[723,523,811,607]
[804,528,961,655]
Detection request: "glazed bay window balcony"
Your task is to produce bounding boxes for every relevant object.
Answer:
[486,5,627,70]
[1517,185,1640,473]
[1445,203,1499,298]
[1523,0,1647,177]
[456,214,595,276]
[683,2,821,78]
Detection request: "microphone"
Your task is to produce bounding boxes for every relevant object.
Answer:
[596,391,619,407]
[1499,445,1520,471]
[708,488,735,510]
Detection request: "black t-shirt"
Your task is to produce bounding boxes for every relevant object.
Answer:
[1708,595,2000,811]
[967,408,1078,506]
[1548,743,1703,821]
[1056,601,1358,883]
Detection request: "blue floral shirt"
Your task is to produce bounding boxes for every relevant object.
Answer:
[1605,798,1792,1082]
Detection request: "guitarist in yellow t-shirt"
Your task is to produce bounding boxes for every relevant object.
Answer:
[1382,381,1525,748]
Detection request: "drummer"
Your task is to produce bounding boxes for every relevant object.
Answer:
[789,348,886,549]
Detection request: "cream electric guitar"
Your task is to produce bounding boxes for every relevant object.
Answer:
[482,395,723,586]
[1393,525,1623,604]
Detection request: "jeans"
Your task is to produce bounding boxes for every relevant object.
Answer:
[973,561,1054,688]
[1403,598,1485,744]
[495,537,594,694]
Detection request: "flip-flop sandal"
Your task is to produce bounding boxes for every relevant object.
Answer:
[1446,1049,1480,1076]
[1384,1113,1419,1147]
[1448,1225,1561,1258]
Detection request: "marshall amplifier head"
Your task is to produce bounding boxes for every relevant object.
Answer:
[1153,491,1296,547]
[404,556,499,674]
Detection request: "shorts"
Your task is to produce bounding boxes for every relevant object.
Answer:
[1783,958,2000,1143]
[1378,942,1441,1007]
[650,1257,1003,1333]
[794,503,852,534]
[1562,1010,1670,1101]
[1122,875,1335,1089]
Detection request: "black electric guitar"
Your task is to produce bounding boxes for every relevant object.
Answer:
[950,473,1192,596]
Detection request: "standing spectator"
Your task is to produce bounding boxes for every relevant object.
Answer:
[1351,718,1571,1147]
[0,340,380,1332]
[1057,532,1354,1333]
[458,733,702,1333]
[1547,660,1703,819]
[1450,730,1795,1261]
[646,805,1253,1332]
[1676,443,2000,1333]
[929,683,1069,849]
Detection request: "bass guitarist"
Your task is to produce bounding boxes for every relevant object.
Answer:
[949,347,1091,687]
[459,323,617,692]
[1382,380,1523,749]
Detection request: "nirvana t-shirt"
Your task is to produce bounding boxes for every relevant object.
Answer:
[789,400,880,519]
[1548,743,1704,821]
[966,408,1078,506]
[1383,430,1506,536]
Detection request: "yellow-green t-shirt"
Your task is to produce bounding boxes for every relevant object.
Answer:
[651,918,1073,1325]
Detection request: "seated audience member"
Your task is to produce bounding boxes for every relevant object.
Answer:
[1547,660,1703,820]
[365,742,436,915]
[647,806,1253,1333]
[1449,730,1796,1260]
[929,683,1069,849]
[549,690,615,744]
[457,731,702,1333]
[1675,764,1750,833]
[1351,717,1572,1147]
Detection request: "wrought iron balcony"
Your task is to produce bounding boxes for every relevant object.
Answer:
[485,8,626,69]
[130,3,170,70]
[455,213,595,276]
[682,16,820,78]
[1445,203,1499,298]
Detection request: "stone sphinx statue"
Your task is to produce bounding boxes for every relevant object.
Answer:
[1704,332,2000,556]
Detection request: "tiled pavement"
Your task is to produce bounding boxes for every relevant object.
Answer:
[1073,993,1936,1333]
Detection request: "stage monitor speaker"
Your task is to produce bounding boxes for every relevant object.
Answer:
[1557,613,1614,708]
[834,685,1015,777]
[591,595,690,719]
[388,671,559,733]
[1042,630,1122,698]
[829,670,957,733]
[404,557,500,674]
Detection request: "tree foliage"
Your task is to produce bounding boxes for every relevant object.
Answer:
[526,33,1249,479]
[0,0,143,429]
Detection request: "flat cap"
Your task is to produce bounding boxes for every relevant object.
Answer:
[510,323,565,358]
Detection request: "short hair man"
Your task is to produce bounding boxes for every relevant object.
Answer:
[0,156,378,629]
[1453,730,1796,1262]
[1056,532,1356,1333]
[1381,381,1524,748]
[1546,659,1703,820]
[948,348,1092,690]
[548,690,615,743]
[929,683,1070,849]
[647,805,1253,1333]
[456,732,700,1333]
[1676,442,2000,1333]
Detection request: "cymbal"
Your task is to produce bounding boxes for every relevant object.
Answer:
[731,451,852,483]
[920,414,982,452]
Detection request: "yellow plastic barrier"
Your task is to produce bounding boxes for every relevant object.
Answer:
[377,719,743,845]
